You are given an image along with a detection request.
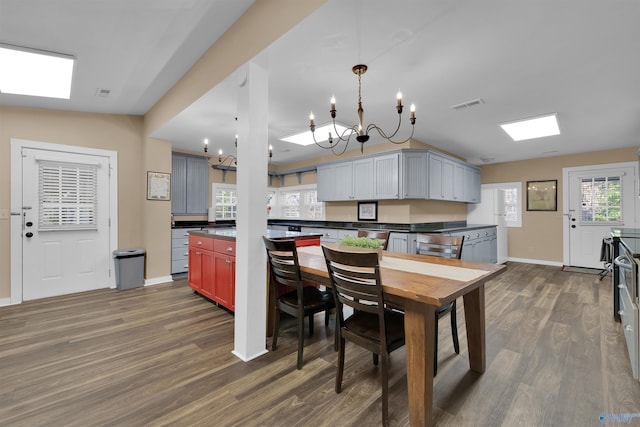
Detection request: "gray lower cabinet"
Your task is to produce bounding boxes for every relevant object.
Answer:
[388,232,417,254]
[172,152,209,214]
[447,227,497,263]
[171,228,198,274]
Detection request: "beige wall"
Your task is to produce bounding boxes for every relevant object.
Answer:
[481,146,638,263]
[0,105,144,299]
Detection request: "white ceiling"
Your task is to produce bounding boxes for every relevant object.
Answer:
[2,0,639,166]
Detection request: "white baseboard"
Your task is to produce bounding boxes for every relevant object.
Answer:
[0,298,13,307]
[144,275,173,287]
[507,257,563,267]
[232,348,269,362]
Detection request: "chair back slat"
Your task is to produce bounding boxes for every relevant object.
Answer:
[322,245,386,323]
[416,234,464,259]
[263,238,302,295]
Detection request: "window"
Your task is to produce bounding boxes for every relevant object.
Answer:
[213,185,237,220]
[38,160,98,230]
[501,183,522,227]
[211,184,324,220]
[579,176,622,223]
[278,185,324,220]
[503,187,520,226]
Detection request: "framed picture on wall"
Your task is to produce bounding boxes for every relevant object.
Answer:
[358,201,378,221]
[526,179,557,211]
[147,171,171,201]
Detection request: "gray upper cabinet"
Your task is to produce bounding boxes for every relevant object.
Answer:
[428,151,481,203]
[172,152,209,214]
[317,149,481,203]
[172,155,187,213]
[402,151,428,199]
[352,158,374,200]
[316,164,335,202]
[374,153,400,199]
[334,162,354,200]
[464,166,481,203]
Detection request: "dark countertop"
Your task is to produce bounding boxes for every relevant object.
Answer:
[188,228,323,241]
[268,220,495,233]
[611,227,640,257]
[174,219,496,233]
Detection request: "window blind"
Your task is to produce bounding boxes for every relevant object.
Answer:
[38,160,98,230]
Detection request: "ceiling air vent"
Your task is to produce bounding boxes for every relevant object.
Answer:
[95,88,111,98]
[451,98,484,111]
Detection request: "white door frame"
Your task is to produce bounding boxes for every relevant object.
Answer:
[10,138,118,305]
[562,161,637,267]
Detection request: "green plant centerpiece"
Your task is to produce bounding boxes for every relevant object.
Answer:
[337,235,384,260]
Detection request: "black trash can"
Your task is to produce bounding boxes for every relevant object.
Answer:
[113,248,145,290]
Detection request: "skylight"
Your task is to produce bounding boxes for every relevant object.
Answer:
[0,44,75,99]
[500,113,560,142]
[281,124,350,146]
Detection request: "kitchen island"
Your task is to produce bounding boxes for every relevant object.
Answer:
[187,228,322,311]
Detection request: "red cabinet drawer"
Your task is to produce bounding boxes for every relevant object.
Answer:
[295,237,321,247]
[189,234,214,251]
[214,239,236,256]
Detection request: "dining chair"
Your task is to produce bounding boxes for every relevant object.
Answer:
[263,237,335,370]
[322,245,405,427]
[357,229,390,250]
[416,233,464,376]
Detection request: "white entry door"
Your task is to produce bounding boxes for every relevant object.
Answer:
[567,165,635,268]
[21,147,111,300]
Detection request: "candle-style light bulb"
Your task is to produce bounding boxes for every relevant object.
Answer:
[397,90,403,107]
[330,96,336,110]
[218,149,223,156]
[309,112,315,125]
[204,138,209,153]
[410,103,416,118]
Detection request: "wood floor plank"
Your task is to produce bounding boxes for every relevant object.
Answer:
[1,264,639,426]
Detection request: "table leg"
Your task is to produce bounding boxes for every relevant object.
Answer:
[463,284,486,373]
[404,299,435,427]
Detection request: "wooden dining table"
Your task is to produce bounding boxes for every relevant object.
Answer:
[294,245,507,427]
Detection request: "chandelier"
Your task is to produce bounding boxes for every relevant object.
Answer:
[203,135,272,168]
[309,64,416,155]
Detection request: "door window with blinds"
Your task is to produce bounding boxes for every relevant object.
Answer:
[38,160,98,230]
[580,175,622,223]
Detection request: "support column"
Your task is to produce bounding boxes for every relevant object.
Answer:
[232,60,269,361]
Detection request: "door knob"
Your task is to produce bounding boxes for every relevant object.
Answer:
[26,221,33,227]
[25,232,33,238]
[571,225,576,228]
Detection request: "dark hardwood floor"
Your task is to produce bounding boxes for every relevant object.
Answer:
[1,262,639,426]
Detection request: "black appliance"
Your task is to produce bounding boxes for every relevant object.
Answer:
[611,228,640,321]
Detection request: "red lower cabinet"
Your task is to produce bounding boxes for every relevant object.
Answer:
[213,251,235,311]
[188,234,235,312]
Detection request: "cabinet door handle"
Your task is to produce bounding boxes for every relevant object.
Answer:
[618,310,624,316]
[197,241,202,246]
[184,242,189,246]
[196,252,201,255]
[225,259,231,264]
[618,284,625,289]
[227,247,233,252]
[624,324,632,332]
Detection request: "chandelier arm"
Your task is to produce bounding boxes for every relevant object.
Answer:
[331,127,358,155]
[369,123,416,144]
[311,131,340,149]
[331,119,359,143]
